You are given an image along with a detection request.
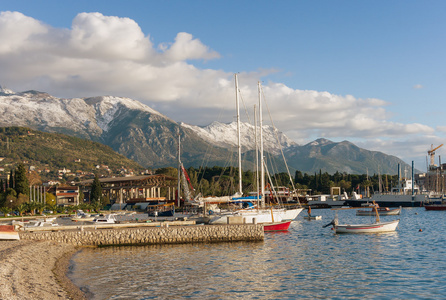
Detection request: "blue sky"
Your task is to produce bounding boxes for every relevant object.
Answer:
[1,0,445,171]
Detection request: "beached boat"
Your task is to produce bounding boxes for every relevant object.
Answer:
[71,210,96,222]
[264,221,292,232]
[13,219,59,228]
[0,225,20,240]
[325,201,400,234]
[92,214,116,224]
[356,206,401,216]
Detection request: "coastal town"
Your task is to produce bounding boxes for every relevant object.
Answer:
[1,1,445,299]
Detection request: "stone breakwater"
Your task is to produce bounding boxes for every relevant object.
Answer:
[19,224,264,246]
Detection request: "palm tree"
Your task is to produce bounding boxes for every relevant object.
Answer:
[35,202,45,215]
[25,202,37,215]
[0,206,12,217]
[16,203,27,217]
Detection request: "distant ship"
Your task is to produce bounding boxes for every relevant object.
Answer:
[345,178,427,208]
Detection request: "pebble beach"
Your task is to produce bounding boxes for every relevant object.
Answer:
[0,240,85,300]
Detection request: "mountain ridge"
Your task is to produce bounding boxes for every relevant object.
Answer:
[0,86,414,175]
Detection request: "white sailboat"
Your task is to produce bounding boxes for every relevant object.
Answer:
[209,75,302,224]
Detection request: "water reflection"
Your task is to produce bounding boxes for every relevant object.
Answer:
[70,207,446,299]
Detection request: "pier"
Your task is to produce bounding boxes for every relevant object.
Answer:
[18,223,264,246]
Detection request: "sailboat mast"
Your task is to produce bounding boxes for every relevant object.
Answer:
[235,74,243,195]
[254,104,259,207]
[258,81,265,208]
[177,133,181,207]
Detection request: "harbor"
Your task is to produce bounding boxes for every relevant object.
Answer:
[66,207,445,299]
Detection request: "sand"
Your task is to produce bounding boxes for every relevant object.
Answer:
[0,240,86,300]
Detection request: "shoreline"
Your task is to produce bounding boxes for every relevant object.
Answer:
[0,240,86,300]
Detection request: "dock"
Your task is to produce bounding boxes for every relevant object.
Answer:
[18,222,265,246]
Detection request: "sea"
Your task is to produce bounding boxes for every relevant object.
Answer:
[68,207,446,299]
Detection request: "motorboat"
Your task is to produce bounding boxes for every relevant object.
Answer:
[92,214,116,224]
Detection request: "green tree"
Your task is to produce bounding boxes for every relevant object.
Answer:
[14,164,29,196]
[9,169,14,189]
[155,167,178,178]
[45,193,57,206]
[15,203,27,217]
[90,175,102,203]
[0,206,11,217]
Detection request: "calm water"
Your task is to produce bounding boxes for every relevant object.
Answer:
[69,207,446,299]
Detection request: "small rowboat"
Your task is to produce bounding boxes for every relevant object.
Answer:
[356,207,401,216]
[324,201,400,234]
[0,225,20,240]
[264,221,292,232]
[334,219,399,233]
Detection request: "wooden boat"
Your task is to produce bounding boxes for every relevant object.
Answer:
[334,219,399,233]
[264,221,292,232]
[0,225,20,240]
[325,201,400,234]
[356,207,401,216]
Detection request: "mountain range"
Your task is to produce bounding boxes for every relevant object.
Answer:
[0,86,413,175]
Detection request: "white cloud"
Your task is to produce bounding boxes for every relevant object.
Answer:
[0,11,439,165]
[163,32,220,62]
[413,84,423,89]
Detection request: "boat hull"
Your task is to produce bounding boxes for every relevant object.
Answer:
[264,221,291,232]
[209,207,303,225]
[424,204,446,211]
[356,208,401,216]
[209,209,282,224]
[335,219,399,233]
[0,225,20,240]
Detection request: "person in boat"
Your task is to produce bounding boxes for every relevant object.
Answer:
[307,206,312,217]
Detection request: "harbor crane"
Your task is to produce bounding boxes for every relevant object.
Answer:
[428,144,443,166]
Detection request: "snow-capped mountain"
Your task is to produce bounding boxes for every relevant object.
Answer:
[181,121,296,154]
[0,88,170,139]
[0,86,412,174]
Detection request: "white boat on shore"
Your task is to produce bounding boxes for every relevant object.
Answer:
[13,219,59,229]
[92,214,116,224]
[0,225,20,240]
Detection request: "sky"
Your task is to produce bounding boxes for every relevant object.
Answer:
[0,0,445,171]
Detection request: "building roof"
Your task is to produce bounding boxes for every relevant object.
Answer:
[76,174,176,186]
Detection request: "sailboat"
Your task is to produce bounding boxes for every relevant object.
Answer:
[208,75,303,226]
